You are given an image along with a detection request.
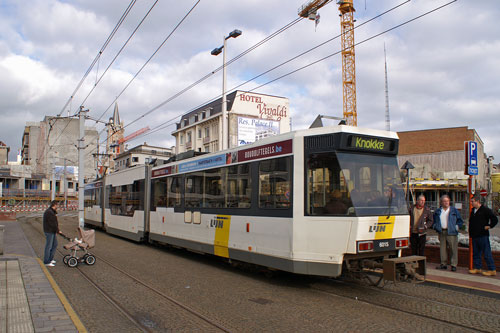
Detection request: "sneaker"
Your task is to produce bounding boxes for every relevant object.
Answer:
[451,266,457,272]
[482,270,497,277]
[469,269,481,274]
[50,260,56,264]
[436,264,447,270]
[45,263,55,267]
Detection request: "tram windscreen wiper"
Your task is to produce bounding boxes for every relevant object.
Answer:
[385,187,393,219]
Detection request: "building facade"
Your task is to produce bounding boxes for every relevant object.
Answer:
[21,116,99,185]
[397,126,491,217]
[114,144,173,172]
[172,91,290,154]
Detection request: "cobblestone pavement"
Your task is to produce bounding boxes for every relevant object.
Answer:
[19,214,500,332]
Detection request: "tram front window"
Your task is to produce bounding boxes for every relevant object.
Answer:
[306,152,406,217]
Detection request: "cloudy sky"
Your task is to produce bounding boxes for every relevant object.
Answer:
[1,0,499,163]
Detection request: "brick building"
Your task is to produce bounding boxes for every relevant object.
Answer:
[397,126,493,218]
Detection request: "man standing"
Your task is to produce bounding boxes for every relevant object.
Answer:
[410,195,433,256]
[43,200,61,267]
[433,195,464,271]
[469,195,498,276]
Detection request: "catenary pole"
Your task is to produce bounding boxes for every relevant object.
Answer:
[64,159,67,209]
[78,107,88,228]
[51,161,55,201]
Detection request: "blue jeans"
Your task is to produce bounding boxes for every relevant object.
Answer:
[44,232,58,264]
[472,236,496,271]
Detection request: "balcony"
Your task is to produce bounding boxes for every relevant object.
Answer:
[185,141,192,149]
[203,137,211,144]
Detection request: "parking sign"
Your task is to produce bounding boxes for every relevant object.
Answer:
[468,141,478,166]
[466,141,478,176]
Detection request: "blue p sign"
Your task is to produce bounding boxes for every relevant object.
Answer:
[468,141,478,167]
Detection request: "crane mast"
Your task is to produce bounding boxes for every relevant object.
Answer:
[299,0,358,126]
[338,0,357,126]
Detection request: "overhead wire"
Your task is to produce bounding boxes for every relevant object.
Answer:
[94,0,202,124]
[78,0,161,109]
[38,0,137,166]
[57,0,137,117]
[90,0,457,160]
[115,0,413,143]
[130,0,457,144]
[87,14,305,157]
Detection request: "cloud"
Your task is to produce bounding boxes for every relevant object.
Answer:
[0,0,499,165]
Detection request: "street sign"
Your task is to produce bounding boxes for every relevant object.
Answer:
[468,166,478,175]
[480,189,488,197]
[467,141,478,166]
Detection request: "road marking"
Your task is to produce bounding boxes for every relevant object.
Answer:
[37,258,88,333]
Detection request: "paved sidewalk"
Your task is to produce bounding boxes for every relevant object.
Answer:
[426,264,500,298]
[0,219,84,332]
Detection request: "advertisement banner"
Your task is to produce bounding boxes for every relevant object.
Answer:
[178,154,226,173]
[237,139,293,163]
[237,117,280,146]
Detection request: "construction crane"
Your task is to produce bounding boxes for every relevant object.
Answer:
[118,126,150,145]
[299,0,357,126]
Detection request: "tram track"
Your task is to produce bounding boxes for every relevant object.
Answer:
[310,277,500,333]
[23,217,230,333]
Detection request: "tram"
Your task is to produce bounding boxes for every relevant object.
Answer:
[85,125,411,277]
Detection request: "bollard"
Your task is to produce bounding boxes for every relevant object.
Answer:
[0,225,4,255]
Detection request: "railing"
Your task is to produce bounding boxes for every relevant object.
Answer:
[203,137,211,143]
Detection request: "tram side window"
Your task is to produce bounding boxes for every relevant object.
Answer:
[84,189,94,208]
[167,176,182,207]
[204,168,223,208]
[305,153,352,216]
[152,178,167,210]
[185,173,203,208]
[225,164,251,208]
[95,187,101,206]
[108,180,144,216]
[259,157,291,209]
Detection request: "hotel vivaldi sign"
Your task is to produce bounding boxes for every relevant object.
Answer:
[239,93,288,121]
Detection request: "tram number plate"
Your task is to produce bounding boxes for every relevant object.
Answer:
[373,239,396,251]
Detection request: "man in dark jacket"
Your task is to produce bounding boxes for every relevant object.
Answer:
[43,201,61,266]
[469,195,498,276]
[409,195,434,256]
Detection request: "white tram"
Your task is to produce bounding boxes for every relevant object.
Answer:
[85,125,410,277]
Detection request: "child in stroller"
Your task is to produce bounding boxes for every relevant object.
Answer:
[61,227,96,267]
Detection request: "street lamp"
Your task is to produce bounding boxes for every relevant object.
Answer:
[401,160,415,205]
[211,29,242,150]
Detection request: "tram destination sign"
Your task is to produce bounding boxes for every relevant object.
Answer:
[343,134,397,154]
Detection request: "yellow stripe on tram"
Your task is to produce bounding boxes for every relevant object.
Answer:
[375,215,395,240]
[213,215,231,258]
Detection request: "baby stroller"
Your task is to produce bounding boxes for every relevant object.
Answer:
[61,227,96,268]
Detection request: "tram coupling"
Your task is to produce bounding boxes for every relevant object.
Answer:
[381,255,426,283]
[346,255,426,286]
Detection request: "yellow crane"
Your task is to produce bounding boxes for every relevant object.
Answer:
[299,0,357,126]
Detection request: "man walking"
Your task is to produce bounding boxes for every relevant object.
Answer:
[410,195,433,256]
[43,200,61,267]
[469,195,498,276]
[433,195,464,271]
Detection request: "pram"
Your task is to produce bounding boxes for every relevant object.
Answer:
[60,227,96,267]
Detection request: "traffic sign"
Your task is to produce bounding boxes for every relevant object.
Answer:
[467,141,478,167]
[468,166,478,175]
[480,189,488,197]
